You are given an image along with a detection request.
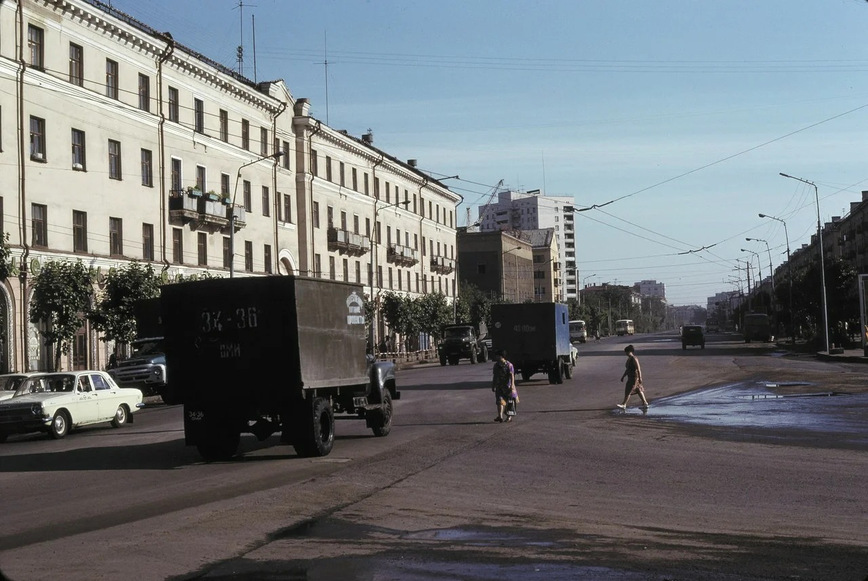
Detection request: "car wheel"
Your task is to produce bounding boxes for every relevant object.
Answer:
[111,404,129,428]
[371,391,393,437]
[293,397,334,457]
[50,410,70,439]
[470,349,477,364]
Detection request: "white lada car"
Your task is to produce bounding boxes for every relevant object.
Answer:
[0,371,144,441]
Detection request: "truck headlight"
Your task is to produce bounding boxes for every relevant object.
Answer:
[152,368,163,380]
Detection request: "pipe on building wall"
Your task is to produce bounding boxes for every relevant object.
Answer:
[15,0,30,370]
[306,119,323,277]
[270,100,287,274]
[156,34,175,273]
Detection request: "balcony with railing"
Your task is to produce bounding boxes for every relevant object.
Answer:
[387,243,419,266]
[169,188,240,232]
[430,255,455,274]
[327,227,371,256]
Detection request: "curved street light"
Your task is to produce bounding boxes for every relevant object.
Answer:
[746,237,776,326]
[230,151,284,278]
[759,213,794,343]
[779,173,830,353]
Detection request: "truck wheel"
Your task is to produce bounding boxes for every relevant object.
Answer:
[371,391,393,437]
[439,354,447,366]
[564,361,573,379]
[294,397,334,457]
[470,349,477,364]
[197,420,240,462]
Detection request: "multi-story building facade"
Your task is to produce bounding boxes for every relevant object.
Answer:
[635,280,666,300]
[456,230,534,304]
[515,228,561,303]
[0,0,458,372]
[476,189,576,301]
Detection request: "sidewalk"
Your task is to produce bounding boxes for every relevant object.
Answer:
[776,339,868,364]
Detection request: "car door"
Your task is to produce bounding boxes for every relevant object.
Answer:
[71,375,101,425]
[88,373,118,421]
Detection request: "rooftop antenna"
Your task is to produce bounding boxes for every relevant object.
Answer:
[234,0,257,76]
[323,31,329,125]
[252,13,257,83]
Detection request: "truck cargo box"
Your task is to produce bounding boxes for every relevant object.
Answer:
[490,303,572,384]
[161,276,369,407]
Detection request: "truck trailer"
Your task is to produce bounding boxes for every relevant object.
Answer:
[490,303,573,384]
[160,276,399,461]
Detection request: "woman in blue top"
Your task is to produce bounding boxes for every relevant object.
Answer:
[491,350,518,422]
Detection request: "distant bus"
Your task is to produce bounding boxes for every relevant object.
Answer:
[615,319,635,336]
[743,313,772,343]
[569,320,588,343]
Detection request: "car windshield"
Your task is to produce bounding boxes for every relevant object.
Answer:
[131,340,164,357]
[0,375,28,392]
[444,328,471,339]
[13,374,77,396]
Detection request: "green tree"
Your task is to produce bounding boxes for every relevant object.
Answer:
[417,292,454,341]
[29,260,93,371]
[89,262,162,345]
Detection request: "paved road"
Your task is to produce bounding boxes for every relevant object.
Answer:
[0,332,866,580]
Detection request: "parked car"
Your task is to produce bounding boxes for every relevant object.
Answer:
[0,373,45,402]
[681,325,706,350]
[0,371,144,441]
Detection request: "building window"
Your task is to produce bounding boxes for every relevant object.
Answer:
[172,228,183,264]
[260,127,268,156]
[193,98,204,133]
[138,74,150,112]
[310,149,318,176]
[142,223,154,261]
[352,167,357,191]
[109,217,123,256]
[108,139,122,180]
[342,258,349,282]
[325,156,333,182]
[219,109,228,142]
[282,194,292,223]
[355,261,361,284]
[71,128,86,170]
[28,25,44,69]
[141,149,153,187]
[339,162,345,187]
[243,180,251,212]
[244,241,253,272]
[69,43,83,85]
[73,210,87,253]
[168,87,179,122]
[222,237,231,268]
[327,206,334,228]
[241,119,250,150]
[364,173,369,195]
[282,140,290,169]
[171,158,182,192]
[221,173,230,196]
[314,254,321,278]
[31,203,47,247]
[329,256,336,280]
[262,186,270,217]
[105,59,118,99]
[264,244,272,274]
[197,232,207,266]
[196,165,206,191]
[30,116,45,161]
[313,201,320,228]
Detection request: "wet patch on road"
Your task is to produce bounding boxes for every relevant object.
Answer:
[618,381,868,447]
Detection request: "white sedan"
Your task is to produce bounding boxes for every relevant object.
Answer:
[0,371,144,441]
[0,373,46,402]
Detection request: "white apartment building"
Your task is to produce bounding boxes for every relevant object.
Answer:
[476,189,576,301]
[635,280,666,300]
[0,0,458,372]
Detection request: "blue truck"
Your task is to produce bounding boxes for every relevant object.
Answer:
[490,303,573,384]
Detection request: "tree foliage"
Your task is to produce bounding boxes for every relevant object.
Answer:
[89,262,162,344]
[0,232,12,280]
[29,260,93,371]
[416,292,454,340]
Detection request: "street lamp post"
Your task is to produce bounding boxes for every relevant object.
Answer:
[759,213,794,343]
[230,151,284,278]
[746,236,776,333]
[779,173,830,353]
[370,198,410,351]
[740,248,763,308]
[580,273,596,307]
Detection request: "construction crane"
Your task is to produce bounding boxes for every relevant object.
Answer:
[469,179,504,231]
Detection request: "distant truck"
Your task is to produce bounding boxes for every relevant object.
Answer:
[490,303,573,384]
[743,313,772,343]
[160,276,399,461]
[569,319,588,343]
[108,299,168,400]
[438,323,488,365]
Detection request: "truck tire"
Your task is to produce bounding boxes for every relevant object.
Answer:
[371,391,393,437]
[197,420,240,462]
[564,360,573,379]
[439,354,447,366]
[470,349,477,364]
[293,397,334,457]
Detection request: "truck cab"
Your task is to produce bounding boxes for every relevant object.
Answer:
[108,337,166,398]
[438,323,488,366]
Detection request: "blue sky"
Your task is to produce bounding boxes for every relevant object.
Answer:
[109,0,868,305]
